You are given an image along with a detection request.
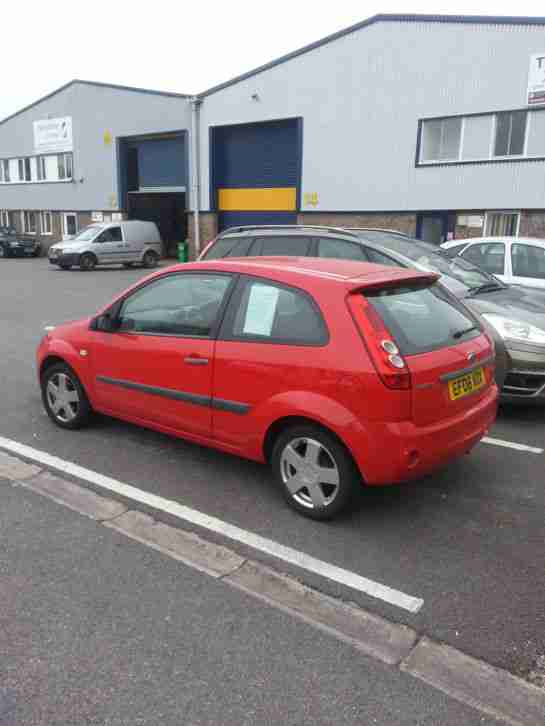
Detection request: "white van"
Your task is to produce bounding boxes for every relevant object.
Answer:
[48,220,162,271]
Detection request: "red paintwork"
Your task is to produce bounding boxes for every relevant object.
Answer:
[36,257,498,485]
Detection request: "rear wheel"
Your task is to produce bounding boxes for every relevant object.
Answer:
[142,250,159,268]
[41,363,92,429]
[79,253,97,271]
[271,425,359,520]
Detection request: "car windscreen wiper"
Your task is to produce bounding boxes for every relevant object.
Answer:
[452,325,480,339]
[468,282,504,296]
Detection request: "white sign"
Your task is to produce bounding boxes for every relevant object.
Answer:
[243,284,279,336]
[33,116,73,153]
[91,211,104,222]
[527,53,545,106]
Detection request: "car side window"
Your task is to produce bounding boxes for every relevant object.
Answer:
[462,243,505,275]
[316,237,367,261]
[226,278,327,345]
[364,247,402,267]
[118,273,232,337]
[203,237,253,259]
[442,243,467,259]
[253,236,312,256]
[511,244,545,279]
[96,227,123,243]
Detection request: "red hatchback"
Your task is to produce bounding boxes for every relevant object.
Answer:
[37,258,498,519]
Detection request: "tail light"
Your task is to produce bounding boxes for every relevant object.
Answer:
[347,295,411,390]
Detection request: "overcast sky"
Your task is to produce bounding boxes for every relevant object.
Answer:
[2,0,544,119]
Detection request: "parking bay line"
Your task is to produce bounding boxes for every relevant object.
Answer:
[482,436,543,454]
[0,435,423,614]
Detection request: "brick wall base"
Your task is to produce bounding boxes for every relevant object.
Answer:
[519,211,545,238]
[186,212,218,260]
[297,212,417,236]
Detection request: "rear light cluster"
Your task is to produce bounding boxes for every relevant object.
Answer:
[348,294,411,390]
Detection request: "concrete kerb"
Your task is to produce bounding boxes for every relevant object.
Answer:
[2,449,545,726]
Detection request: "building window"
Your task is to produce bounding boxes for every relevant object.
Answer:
[0,210,9,226]
[485,211,519,236]
[0,161,3,183]
[2,160,9,182]
[40,211,52,235]
[421,117,462,162]
[18,158,31,182]
[58,152,73,180]
[37,156,47,181]
[21,211,37,234]
[494,111,527,157]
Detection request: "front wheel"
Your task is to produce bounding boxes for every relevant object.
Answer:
[41,363,92,429]
[142,250,159,268]
[79,253,97,271]
[271,425,360,520]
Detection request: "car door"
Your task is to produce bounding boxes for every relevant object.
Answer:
[92,226,126,264]
[89,272,234,437]
[510,241,545,289]
[461,242,507,282]
[212,275,329,451]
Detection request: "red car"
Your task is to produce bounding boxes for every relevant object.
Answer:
[37,258,498,520]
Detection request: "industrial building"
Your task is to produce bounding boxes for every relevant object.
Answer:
[2,14,545,257]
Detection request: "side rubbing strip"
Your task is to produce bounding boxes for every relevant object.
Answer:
[96,376,249,415]
[212,398,251,415]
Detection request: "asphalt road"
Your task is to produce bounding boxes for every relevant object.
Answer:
[1,480,505,726]
[1,258,543,683]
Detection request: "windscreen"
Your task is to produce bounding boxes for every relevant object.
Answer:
[359,232,503,293]
[365,282,481,355]
[72,225,102,242]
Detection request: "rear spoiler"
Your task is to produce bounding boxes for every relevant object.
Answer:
[346,268,439,294]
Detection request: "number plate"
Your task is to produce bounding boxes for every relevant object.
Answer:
[448,367,485,401]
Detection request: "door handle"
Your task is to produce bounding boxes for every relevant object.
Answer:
[184,356,209,366]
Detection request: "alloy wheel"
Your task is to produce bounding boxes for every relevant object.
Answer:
[280,437,340,509]
[46,373,80,423]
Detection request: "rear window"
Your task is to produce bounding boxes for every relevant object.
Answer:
[254,236,312,256]
[365,283,480,355]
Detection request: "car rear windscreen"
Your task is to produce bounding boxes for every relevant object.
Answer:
[365,283,480,355]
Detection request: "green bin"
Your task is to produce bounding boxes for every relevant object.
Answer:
[177,241,188,263]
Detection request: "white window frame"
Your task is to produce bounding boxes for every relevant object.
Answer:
[62,212,78,239]
[0,210,9,226]
[492,111,528,159]
[420,117,463,163]
[37,156,47,181]
[484,211,521,237]
[57,152,73,180]
[40,211,52,235]
[21,210,37,234]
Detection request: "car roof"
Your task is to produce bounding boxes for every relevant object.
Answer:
[445,236,545,246]
[156,257,436,291]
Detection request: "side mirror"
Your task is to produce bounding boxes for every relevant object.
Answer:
[92,313,117,332]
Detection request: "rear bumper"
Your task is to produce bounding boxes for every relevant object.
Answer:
[354,385,498,485]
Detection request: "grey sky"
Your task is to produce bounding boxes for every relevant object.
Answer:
[2,0,544,120]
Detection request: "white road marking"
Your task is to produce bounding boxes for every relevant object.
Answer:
[0,435,423,613]
[482,436,543,454]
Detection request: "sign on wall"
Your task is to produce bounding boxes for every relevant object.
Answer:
[527,54,545,106]
[33,116,73,153]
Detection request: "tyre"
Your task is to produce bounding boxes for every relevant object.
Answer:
[59,263,72,270]
[271,424,360,520]
[41,362,92,430]
[79,253,97,271]
[142,250,159,268]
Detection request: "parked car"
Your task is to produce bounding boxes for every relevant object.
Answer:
[37,258,497,520]
[48,220,162,271]
[441,236,545,290]
[0,225,41,258]
[199,225,511,397]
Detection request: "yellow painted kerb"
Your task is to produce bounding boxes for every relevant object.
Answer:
[218,187,297,211]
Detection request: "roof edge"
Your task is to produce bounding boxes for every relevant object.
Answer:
[0,79,190,128]
[199,12,545,97]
